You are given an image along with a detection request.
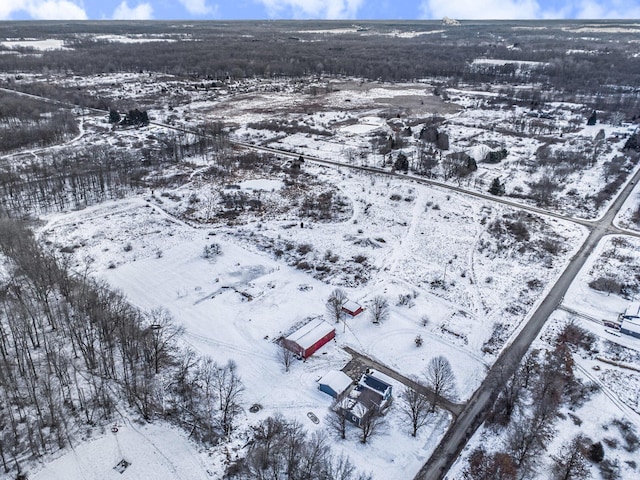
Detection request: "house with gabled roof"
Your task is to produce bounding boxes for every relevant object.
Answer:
[332,368,393,427]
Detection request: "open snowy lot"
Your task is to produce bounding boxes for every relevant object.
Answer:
[39,147,585,478]
[3,20,640,478]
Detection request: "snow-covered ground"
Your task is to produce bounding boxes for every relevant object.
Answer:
[31,423,212,480]
[5,69,639,479]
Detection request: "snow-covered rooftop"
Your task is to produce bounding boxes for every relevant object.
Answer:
[621,318,640,336]
[318,370,353,394]
[624,302,640,318]
[285,318,335,350]
[342,300,362,313]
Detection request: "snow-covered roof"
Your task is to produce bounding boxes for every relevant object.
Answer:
[342,300,362,312]
[318,370,353,394]
[621,318,640,335]
[624,303,640,318]
[285,318,335,350]
[360,369,393,394]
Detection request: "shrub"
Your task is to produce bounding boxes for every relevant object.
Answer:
[599,458,620,480]
[506,219,530,242]
[352,254,368,264]
[202,243,222,259]
[588,442,605,462]
[613,419,640,452]
[589,276,623,295]
[297,243,313,255]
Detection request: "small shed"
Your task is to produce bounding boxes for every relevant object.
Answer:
[621,318,640,339]
[282,319,336,359]
[318,371,353,399]
[342,300,363,317]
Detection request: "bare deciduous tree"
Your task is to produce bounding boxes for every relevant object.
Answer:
[327,401,349,440]
[146,307,184,375]
[214,360,244,437]
[326,288,347,323]
[278,342,294,373]
[356,404,385,444]
[425,355,455,411]
[401,382,431,437]
[369,295,389,324]
[551,436,591,480]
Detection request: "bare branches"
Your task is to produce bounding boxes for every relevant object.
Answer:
[401,382,431,437]
[369,295,389,325]
[425,355,455,411]
[326,288,347,323]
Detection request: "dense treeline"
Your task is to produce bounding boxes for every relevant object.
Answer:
[1,21,639,105]
[0,219,245,475]
[0,91,80,153]
[0,124,228,217]
[0,110,78,153]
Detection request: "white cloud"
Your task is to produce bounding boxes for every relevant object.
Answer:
[574,0,640,19]
[29,0,87,19]
[113,1,153,20]
[419,0,640,20]
[420,0,541,20]
[257,0,365,19]
[0,0,87,20]
[0,1,24,20]
[179,0,216,16]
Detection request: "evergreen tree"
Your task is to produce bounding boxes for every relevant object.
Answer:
[108,109,121,124]
[489,177,505,196]
[394,152,409,172]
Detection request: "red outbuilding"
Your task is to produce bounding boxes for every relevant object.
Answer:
[281,319,336,359]
[341,300,363,317]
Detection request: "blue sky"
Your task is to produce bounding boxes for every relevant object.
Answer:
[1,0,639,21]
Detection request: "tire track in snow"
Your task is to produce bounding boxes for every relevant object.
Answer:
[183,331,274,362]
[575,362,640,429]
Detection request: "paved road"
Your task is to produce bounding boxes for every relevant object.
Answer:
[414,164,640,480]
[342,346,465,417]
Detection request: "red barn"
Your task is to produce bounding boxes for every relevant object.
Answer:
[342,300,363,317]
[282,319,336,359]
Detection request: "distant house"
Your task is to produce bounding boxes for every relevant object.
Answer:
[341,300,363,317]
[318,371,353,399]
[281,319,335,359]
[618,304,640,338]
[334,369,393,427]
[621,319,640,339]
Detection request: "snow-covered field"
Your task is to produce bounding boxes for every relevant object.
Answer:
[31,423,212,480]
[4,67,639,479]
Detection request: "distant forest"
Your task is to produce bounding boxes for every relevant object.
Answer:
[1,20,639,112]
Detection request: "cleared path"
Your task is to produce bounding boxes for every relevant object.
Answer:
[342,346,464,417]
